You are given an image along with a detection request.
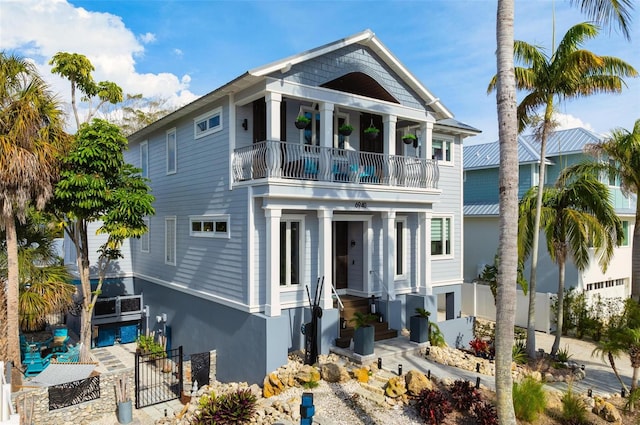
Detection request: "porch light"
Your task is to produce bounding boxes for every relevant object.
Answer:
[350,239,356,248]
[242,118,248,131]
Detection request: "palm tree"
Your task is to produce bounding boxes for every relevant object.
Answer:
[494,0,518,422]
[519,173,622,355]
[561,119,640,300]
[488,22,637,359]
[574,0,634,40]
[0,53,68,377]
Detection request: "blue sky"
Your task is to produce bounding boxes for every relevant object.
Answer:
[1,0,638,144]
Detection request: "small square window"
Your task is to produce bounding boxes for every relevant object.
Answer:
[194,107,223,139]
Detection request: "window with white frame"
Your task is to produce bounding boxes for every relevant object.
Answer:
[299,109,320,146]
[607,159,620,186]
[166,129,176,174]
[395,217,407,278]
[431,216,452,256]
[621,220,629,246]
[141,217,150,253]
[190,215,230,238]
[432,138,452,163]
[194,107,223,139]
[140,140,148,178]
[280,216,305,286]
[165,216,176,265]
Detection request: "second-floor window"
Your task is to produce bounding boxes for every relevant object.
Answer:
[166,129,176,174]
[141,217,150,253]
[140,140,148,178]
[607,159,620,186]
[190,215,230,238]
[431,216,452,256]
[621,221,629,246]
[194,107,223,139]
[165,216,176,265]
[432,138,452,164]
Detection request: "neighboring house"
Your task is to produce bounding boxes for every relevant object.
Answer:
[100,30,481,383]
[463,128,635,306]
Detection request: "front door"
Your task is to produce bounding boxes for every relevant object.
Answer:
[333,221,348,290]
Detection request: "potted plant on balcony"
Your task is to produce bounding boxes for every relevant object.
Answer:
[410,307,431,343]
[351,311,377,355]
[295,115,310,129]
[338,123,353,136]
[402,133,417,145]
[364,125,379,141]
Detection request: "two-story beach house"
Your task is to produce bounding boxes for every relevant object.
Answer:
[463,128,635,326]
[116,30,480,383]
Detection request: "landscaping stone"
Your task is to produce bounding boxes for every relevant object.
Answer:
[593,397,623,424]
[384,376,407,398]
[404,370,432,396]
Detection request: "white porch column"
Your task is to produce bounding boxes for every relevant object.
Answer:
[382,211,396,301]
[384,115,397,156]
[417,211,432,295]
[319,102,334,181]
[420,122,434,160]
[265,93,282,177]
[265,207,282,316]
[317,208,334,310]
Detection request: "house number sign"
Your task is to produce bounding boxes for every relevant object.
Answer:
[354,201,368,208]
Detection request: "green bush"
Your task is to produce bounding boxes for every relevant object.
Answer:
[560,387,588,425]
[513,377,547,421]
[193,389,257,424]
[556,346,572,362]
[512,340,528,365]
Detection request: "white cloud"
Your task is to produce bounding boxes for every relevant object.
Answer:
[0,0,196,128]
[552,113,598,134]
[173,48,184,57]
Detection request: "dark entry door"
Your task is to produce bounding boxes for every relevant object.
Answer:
[333,222,348,290]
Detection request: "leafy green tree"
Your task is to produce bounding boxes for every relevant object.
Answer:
[0,210,74,331]
[49,52,123,130]
[518,173,622,355]
[51,118,154,354]
[488,22,637,359]
[106,93,177,136]
[561,119,640,300]
[0,52,68,379]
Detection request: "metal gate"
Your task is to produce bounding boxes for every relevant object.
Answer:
[135,346,183,408]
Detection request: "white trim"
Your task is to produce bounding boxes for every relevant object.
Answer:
[432,136,453,165]
[140,140,148,178]
[280,214,306,287]
[194,107,223,139]
[189,214,230,239]
[166,128,177,175]
[141,217,150,253]
[165,216,176,266]
[431,215,454,259]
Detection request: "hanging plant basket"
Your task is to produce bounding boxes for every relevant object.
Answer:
[295,116,310,129]
[339,124,353,136]
[364,126,379,141]
[402,134,417,145]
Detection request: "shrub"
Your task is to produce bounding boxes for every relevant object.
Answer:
[556,346,573,362]
[449,380,481,411]
[472,401,499,425]
[415,389,452,425]
[512,377,547,422]
[512,340,527,365]
[469,338,489,356]
[192,389,257,424]
[429,322,446,347]
[560,386,588,425]
[302,380,319,389]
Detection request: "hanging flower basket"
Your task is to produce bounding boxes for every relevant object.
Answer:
[364,125,379,141]
[339,124,353,136]
[295,115,310,129]
[402,134,417,145]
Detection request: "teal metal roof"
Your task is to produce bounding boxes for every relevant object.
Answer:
[464,202,500,216]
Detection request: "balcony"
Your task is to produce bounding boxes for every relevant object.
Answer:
[233,141,439,189]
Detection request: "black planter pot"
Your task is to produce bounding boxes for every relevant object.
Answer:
[353,326,374,355]
[403,136,416,145]
[339,128,353,136]
[335,336,351,349]
[365,131,379,141]
[295,120,308,129]
[409,316,430,343]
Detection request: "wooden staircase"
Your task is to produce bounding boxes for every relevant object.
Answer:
[335,295,398,342]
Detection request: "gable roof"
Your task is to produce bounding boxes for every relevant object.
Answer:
[463,127,603,170]
[129,30,459,142]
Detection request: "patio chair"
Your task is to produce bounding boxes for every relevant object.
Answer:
[53,343,81,363]
[23,350,53,377]
[50,326,70,353]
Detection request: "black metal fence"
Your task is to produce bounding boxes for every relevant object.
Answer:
[134,346,183,408]
[48,375,100,410]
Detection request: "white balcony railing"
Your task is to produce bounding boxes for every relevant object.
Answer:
[232,141,439,189]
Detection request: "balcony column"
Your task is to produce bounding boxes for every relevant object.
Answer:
[384,115,397,185]
[319,102,334,181]
[317,208,334,310]
[264,206,282,316]
[382,211,396,301]
[420,122,433,160]
[417,211,433,295]
[265,92,282,177]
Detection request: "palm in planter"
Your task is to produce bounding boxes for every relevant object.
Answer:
[410,308,431,343]
[351,311,377,355]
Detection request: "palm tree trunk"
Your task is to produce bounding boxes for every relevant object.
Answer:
[630,366,639,412]
[551,256,566,356]
[608,351,629,393]
[631,202,640,302]
[4,215,23,387]
[494,0,518,422]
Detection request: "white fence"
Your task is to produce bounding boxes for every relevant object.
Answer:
[462,282,554,333]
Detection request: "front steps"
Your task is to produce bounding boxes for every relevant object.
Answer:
[334,295,398,342]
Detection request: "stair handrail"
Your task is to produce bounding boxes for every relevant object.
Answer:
[330,282,344,311]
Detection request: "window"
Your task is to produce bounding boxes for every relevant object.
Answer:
[140,141,148,178]
[431,217,452,256]
[621,221,629,246]
[190,215,230,238]
[395,218,407,278]
[194,107,223,139]
[165,216,176,265]
[432,138,452,163]
[608,159,620,186]
[280,217,304,286]
[300,109,320,146]
[141,218,150,253]
[166,129,176,174]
